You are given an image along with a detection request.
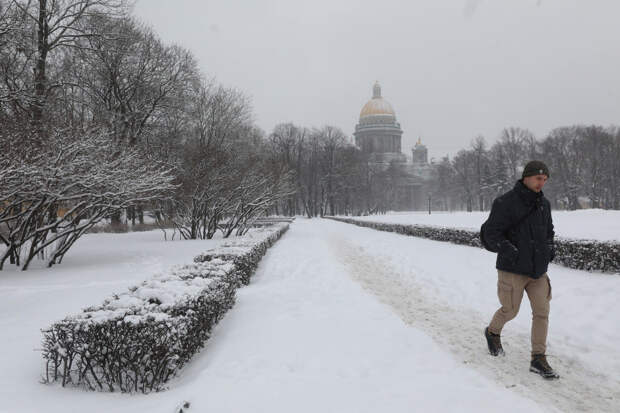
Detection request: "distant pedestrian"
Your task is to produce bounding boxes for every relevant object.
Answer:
[481,160,559,379]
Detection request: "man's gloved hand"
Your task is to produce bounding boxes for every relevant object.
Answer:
[500,240,519,263]
[547,241,556,262]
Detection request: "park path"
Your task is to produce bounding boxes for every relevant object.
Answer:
[172,218,544,412]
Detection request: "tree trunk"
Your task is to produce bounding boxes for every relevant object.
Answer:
[110,210,122,225]
[32,0,49,144]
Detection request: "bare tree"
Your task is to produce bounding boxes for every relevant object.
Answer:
[610,128,620,209]
[542,127,584,210]
[9,0,127,142]
[317,126,347,216]
[498,127,534,181]
[70,15,199,147]
[578,126,613,208]
[452,149,476,211]
[0,131,175,270]
[429,156,455,211]
[470,135,488,210]
[267,123,306,215]
[160,81,292,239]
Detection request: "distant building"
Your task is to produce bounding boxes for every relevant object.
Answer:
[353,82,432,210]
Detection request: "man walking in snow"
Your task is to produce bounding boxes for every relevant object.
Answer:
[482,160,559,379]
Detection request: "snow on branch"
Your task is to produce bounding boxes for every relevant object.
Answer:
[0,130,175,270]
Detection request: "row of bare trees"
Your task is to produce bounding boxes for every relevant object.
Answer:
[0,0,294,270]
[263,122,620,217]
[432,126,620,211]
[265,123,413,217]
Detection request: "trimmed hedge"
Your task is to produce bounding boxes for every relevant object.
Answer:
[41,224,289,393]
[553,238,620,273]
[194,223,289,286]
[326,217,619,274]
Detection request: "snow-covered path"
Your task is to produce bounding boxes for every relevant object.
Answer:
[177,218,544,412]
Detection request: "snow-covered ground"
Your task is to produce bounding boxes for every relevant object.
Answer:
[1,220,619,412]
[350,209,620,242]
[0,230,226,413]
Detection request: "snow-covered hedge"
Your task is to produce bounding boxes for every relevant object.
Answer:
[41,224,289,393]
[553,238,620,273]
[326,217,619,274]
[194,223,290,286]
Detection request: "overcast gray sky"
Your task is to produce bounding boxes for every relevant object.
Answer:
[134,0,620,160]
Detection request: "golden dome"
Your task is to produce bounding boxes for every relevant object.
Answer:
[360,98,395,118]
[359,81,395,119]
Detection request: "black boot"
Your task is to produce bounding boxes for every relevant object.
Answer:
[484,327,505,356]
[530,354,560,379]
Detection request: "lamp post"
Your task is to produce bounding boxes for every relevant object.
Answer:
[428,193,432,215]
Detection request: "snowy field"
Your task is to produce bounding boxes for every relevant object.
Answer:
[1,220,619,412]
[350,209,620,242]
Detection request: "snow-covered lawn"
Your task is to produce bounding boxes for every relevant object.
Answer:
[1,220,618,412]
[349,209,620,242]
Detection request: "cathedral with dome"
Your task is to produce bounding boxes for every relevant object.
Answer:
[354,82,433,210]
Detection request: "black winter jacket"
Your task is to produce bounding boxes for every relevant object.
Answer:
[483,180,555,278]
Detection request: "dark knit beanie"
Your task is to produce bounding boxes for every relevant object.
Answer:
[522,160,550,178]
